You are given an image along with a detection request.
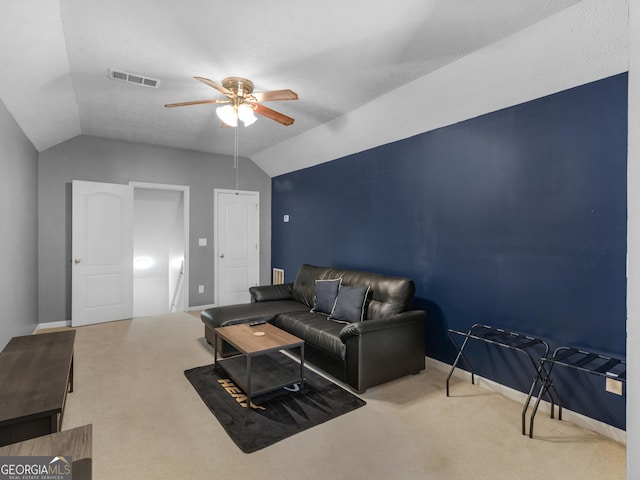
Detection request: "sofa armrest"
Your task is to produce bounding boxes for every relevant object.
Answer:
[249,283,294,303]
[340,310,426,392]
[338,310,426,342]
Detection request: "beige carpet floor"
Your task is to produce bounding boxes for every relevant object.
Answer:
[57,312,625,480]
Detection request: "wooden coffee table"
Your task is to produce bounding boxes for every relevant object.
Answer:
[213,323,304,405]
[0,330,75,446]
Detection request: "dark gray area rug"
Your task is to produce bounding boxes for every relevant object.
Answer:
[184,352,366,453]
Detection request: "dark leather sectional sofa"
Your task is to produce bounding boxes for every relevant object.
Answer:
[201,264,427,393]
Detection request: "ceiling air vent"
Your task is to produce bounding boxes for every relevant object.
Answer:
[108,68,160,88]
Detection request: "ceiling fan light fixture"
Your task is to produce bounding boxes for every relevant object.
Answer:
[238,103,257,126]
[167,76,296,127]
[216,104,237,127]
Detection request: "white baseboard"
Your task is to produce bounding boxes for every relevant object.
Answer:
[429,357,626,445]
[36,308,211,331]
[188,304,215,312]
[35,320,71,332]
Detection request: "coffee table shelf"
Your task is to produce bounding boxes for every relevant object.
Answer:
[218,353,303,398]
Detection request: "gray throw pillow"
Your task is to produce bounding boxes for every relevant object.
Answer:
[311,278,342,315]
[329,285,370,323]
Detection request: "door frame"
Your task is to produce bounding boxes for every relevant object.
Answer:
[130,181,190,312]
[214,188,260,306]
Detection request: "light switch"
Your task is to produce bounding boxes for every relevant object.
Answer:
[283,215,290,223]
[198,238,207,246]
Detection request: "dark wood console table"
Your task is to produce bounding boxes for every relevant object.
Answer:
[0,330,76,446]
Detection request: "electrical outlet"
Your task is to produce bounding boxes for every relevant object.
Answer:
[198,285,204,294]
[605,377,623,396]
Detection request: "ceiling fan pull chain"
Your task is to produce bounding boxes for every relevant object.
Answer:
[234,125,239,191]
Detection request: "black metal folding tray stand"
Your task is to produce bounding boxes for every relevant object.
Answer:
[527,347,626,437]
[446,324,563,436]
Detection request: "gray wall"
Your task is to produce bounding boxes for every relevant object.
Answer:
[38,135,271,323]
[0,100,39,347]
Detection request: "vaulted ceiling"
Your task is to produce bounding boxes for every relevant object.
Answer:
[0,1,585,166]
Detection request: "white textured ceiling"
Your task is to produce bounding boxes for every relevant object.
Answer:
[0,1,583,163]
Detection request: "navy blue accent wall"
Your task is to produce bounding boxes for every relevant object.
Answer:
[272,73,628,429]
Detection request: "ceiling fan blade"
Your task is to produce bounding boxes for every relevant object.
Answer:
[164,99,228,108]
[250,89,298,102]
[249,102,295,126]
[194,76,233,96]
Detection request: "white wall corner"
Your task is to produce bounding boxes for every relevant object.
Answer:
[627,0,638,477]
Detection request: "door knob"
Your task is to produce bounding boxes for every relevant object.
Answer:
[74,258,81,264]
[219,254,225,258]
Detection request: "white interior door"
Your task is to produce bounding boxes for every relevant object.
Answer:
[215,189,259,306]
[72,180,134,326]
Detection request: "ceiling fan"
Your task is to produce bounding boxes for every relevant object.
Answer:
[165,76,298,127]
